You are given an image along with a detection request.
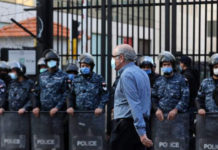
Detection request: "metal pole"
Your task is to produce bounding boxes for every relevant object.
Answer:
[165,0,170,51]
[171,0,177,55]
[108,0,112,87]
[101,0,106,78]
[36,0,53,58]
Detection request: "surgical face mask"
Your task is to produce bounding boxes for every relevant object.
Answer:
[161,67,173,75]
[179,65,183,72]
[214,68,218,75]
[144,69,152,75]
[80,67,90,75]
[9,72,17,80]
[111,58,116,69]
[68,74,75,80]
[40,68,47,73]
[47,60,57,68]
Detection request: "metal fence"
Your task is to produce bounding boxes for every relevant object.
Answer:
[53,0,218,86]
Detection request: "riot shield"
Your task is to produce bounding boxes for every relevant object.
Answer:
[31,112,67,150]
[0,112,30,150]
[69,111,106,150]
[151,113,190,150]
[196,113,218,150]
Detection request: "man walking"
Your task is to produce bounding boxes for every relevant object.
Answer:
[110,44,153,150]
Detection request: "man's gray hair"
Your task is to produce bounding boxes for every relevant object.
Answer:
[116,44,137,62]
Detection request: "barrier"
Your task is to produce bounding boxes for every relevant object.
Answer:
[69,112,106,150]
[31,112,67,150]
[151,113,190,150]
[196,113,218,150]
[0,112,30,150]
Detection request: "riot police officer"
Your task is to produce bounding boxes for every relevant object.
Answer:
[66,53,109,116]
[66,63,78,81]
[179,56,199,109]
[0,61,11,86]
[179,55,199,150]
[32,50,68,117]
[4,62,34,115]
[139,56,160,87]
[0,78,7,115]
[196,53,218,114]
[152,51,190,121]
[37,57,47,74]
[31,57,48,104]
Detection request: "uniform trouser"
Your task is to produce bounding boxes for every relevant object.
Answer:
[109,118,148,150]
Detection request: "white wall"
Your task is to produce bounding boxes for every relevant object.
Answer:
[0,37,34,49]
[0,2,36,23]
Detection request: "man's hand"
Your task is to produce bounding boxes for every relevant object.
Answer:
[50,108,58,117]
[94,108,103,116]
[155,109,164,121]
[198,109,206,116]
[0,108,4,115]
[18,108,26,115]
[32,107,40,117]
[67,107,74,116]
[140,134,153,148]
[167,108,178,120]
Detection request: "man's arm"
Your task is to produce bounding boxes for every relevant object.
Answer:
[175,78,190,111]
[195,82,206,110]
[98,76,109,109]
[151,80,160,112]
[0,81,7,108]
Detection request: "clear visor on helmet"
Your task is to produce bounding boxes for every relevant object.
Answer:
[8,61,23,71]
[158,51,175,62]
[0,61,9,69]
[38,58,46,66]
[79,53,94,65]
[140,56,154,65]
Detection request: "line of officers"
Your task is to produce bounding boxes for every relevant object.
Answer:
[0,50,217,137]
[0,50,109,117]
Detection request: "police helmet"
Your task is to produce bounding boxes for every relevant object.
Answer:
[9,61,26,76]
[210,53,218,66]
[44,50,59,62]
[79,53,95,69]
[209,53,218,76]
[20,63,26,75]
[159,51,176,67]
[0,61,9,71]
[66,63,78,74]
[37,57,46,66]
[180,56,192,67]
[139,56,154,68]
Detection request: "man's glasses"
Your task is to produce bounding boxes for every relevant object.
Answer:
[112,55,120,58]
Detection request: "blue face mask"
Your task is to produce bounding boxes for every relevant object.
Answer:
[9,72,17,80]
[161,67,173,74]
[111,58,116,69]
[47,60,57,68]
[145,69,152,75]
[179,65,183,72]
[40,68,47,73]
[68,74,75,80]
[80,67,90,75]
